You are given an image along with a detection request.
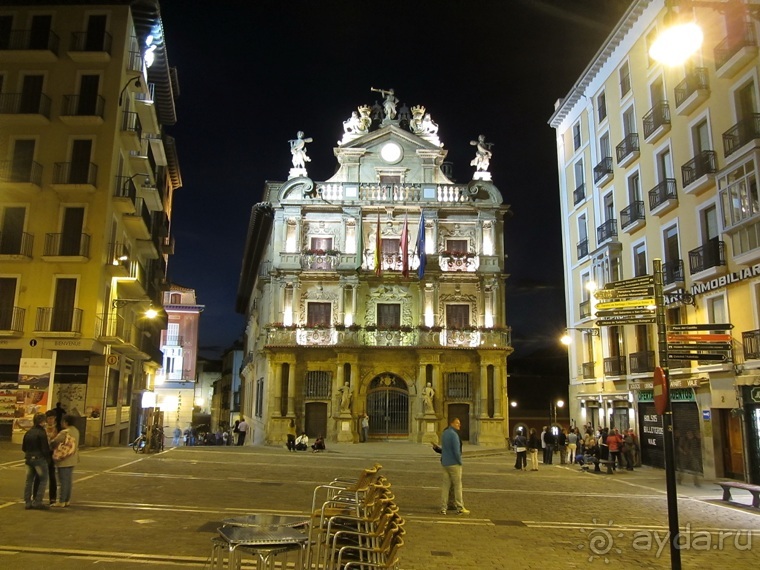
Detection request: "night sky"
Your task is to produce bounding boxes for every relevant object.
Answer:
[159,0,632,389]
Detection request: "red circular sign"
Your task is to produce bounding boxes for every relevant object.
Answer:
[653,366,668,415]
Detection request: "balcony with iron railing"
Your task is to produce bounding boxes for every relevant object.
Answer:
[723,114,760,158]
[620,201,645,232]
[742,329,760,360]
[689,239,726,276]
[43,233,90,258]
[313,182,486,204]
[616,133,639,167]
[107,242,131,274]
[114,175,138,212]
[123,198,152,240]
[577,238,589,260]
[582,361,596,379]
[53,162,98,187]
[629,350,655,374]
[439,251,479,272]
[648,178,677,215]
[597,219,618,243]
[34,307,82,334]
[681,150,717,193]
[603,355,627,376]
[663,259,685,286]
[0,92,52,118]
[164,334,184,347]
[60,94,105,121]
[0,160,43,186]
[300,250,340,271]
[0,29,60,54]
[0,306,25,335]
[573,182,585,205]
[69,30,112,54]
[714,26,757,78]
[0,231,34,258]
[674,67,709,114]
[642,101,671,142]
[593,156,613,186]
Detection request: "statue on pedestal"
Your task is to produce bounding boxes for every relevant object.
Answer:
[470,134,493,172]
[422,382,435,415]
[339,382,352,413]
[289,131,313,170]
[371,87,398,120]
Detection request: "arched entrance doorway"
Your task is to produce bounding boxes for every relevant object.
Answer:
[366,373,409,439]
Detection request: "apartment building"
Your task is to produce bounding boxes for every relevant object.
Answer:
[237,97,512,446]
[550,0,760,483]
[0,1,180,446]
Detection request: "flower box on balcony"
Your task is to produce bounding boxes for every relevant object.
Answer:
[266,323,297,330]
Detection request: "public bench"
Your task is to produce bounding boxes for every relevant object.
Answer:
[598,459,616,474]
[717,481,760,509]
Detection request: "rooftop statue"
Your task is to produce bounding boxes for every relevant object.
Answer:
[470,134,493,172]
[343,111,362,134]
[410,105,439,136]
[342,106,371,135]
[289,131,313,170]
[371,87,398,120]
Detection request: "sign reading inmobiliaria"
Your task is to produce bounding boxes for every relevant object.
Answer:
[691,263,760,295]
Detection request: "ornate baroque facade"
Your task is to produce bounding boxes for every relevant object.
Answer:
[237,94,512,446]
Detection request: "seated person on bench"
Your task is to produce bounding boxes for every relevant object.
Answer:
[577,443,601,472]
[295,432,309,451]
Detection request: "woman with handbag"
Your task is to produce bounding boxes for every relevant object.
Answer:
[50,414,79,507]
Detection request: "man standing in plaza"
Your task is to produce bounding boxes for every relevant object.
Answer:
[22,413,50,510]
[237,418,248,446]
[439,417,469,515]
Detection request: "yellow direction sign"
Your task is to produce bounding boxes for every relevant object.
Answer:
[595,298,655,310]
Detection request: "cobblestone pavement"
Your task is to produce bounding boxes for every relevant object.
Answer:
[0,441,757,569]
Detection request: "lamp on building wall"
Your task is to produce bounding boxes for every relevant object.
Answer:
[112,298,158,319]
[560,327,600,345]
[650,0,760,66]
[118,76,142,106]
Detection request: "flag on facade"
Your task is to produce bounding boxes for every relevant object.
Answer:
[416,212,426,279]
[374,212,382,276]
[401,213,409,278]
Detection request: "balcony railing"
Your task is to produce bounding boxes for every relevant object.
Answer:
[577,238,589,260]
[582,361,595,379]
[642,101,670,139]
[579,300,592,319]
[597,219,618,242]
[629,351,655,374]
[53,162,98,185]
[61,94,105,118]
[0,29,60,53]
[0,306,25,333]
[742,329,760,360]
[164,334,183,346]
[115,175,138,201]
[0,160,43,185]
[688,239,726,274]
[616,133,639,164]
[714,26,756,70]
[620,201,645,230]
[108,242,130,269]
[723,114,760,157]
[0,231,33,257]
[313,182,481,203]
[674,67,709,107]
[43,233,90,257]
[663,259,684,285]
[0,92,52,117]
[681,150,717,187]
[603,356,627,376]
[35,307,82,333]
[69,30,112,53]
[593,157,613,184]
[301,251,340,270]
[648,178,677,210]
[121,111,142,139]
[97,311,126,339]
[573,183,585,205]
[439,252,479,272]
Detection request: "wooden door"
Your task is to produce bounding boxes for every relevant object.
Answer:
[305,402,327,439]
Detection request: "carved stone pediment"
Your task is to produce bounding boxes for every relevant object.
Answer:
[365,285,412,326]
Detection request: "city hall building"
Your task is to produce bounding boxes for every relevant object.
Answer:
[237,95,512,446]
[551,0,760,483]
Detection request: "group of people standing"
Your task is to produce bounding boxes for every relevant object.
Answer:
[22,408,80,510]
[513,425,641,472]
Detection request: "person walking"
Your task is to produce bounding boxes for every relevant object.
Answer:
[22,413,50,510]
[360,414,370,443]
[527,428,541,471]
[439,417,469,515]
[622,429,637,471]
[557,428,567,465]
[513,429,528,471]
[236,418,248,446]
[566,428,578,464]
[50,414,80,507]
[606,428,623,471]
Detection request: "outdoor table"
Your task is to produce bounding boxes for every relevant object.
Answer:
[211,525,308,570]
[222,513,310,529]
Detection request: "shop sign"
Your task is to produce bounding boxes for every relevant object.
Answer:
[630,379,699,391]
[702,410,711,421]
[637,388,694,402]
[641,413,664,448]
[691,263,760,295]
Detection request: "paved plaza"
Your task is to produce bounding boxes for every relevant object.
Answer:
[0,441,758,569]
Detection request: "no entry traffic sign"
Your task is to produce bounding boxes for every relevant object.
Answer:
[654,366,668,415]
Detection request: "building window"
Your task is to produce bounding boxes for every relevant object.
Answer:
[106,368,118,407]
[572,122,582,151]
[305,371,332,399]
[307,302,331,327]
[718,159,759,231]
[170,293,181,304]
[619,61,631,97]
[446,304,470,329]
[646,27,658,67]
[377,303,401,328]
[707,295,727,325]
[447,372,471,399]
[597,91,607,122]
[255,378,264,418]
[445,239,468,254]
[310,236,333,252]
[633,242,647,276]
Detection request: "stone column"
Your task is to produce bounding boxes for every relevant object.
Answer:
[286,358,295,416]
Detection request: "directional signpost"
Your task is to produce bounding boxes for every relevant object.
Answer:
[594,275,656,327]
[666,323,733,362]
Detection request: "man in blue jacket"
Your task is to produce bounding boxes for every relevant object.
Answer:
[439,417,470,515]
